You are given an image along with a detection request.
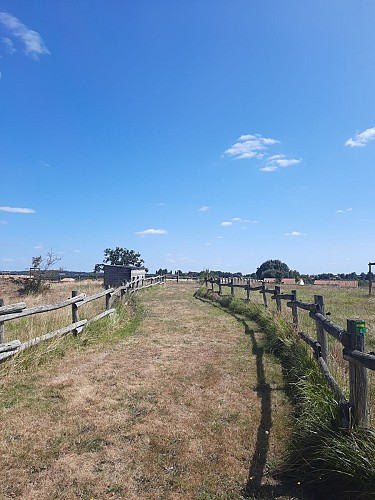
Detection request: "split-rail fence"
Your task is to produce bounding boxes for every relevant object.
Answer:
[205,276,375,431]
[0,275,165,364]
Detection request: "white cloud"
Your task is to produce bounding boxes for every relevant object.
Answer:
[224,133,279,160]
[39,160,51,168]
[198,206,210,212]
[217,236,224,239]
[34,244,43,249]
[0,206,35,213]
[2,36,15,54]
[261,154,301,172]
[260,165,278,172]
[0,12,50,60]
[336,208,353,214]
[0,220,8,224]
[221,221,232,226]
[345,127,375,147]
[231,217,241,221]
[136,228,168,236]
[285,231,305,236]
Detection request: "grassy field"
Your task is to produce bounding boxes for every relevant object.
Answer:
[0,278,105,344]
[0,281,298,499]
[2,278,374,498]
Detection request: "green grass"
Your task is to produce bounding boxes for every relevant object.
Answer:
[196,287,375,499]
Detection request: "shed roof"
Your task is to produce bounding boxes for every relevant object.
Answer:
[103,264,146,270]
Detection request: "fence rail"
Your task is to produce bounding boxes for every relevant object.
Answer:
[205,276,374,430]
[0,275,165,363]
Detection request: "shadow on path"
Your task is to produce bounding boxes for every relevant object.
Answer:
[236,317,298,499]
[194,295,303,498]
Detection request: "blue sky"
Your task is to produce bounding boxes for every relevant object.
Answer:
[0,1,374,274]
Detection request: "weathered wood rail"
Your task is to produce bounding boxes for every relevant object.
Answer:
[0,275,165,363]
[205,276,375,430]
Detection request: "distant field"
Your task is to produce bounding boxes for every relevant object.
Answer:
[234,283,375,342]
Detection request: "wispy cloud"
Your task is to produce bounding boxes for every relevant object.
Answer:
[285,231,305,236]
[136,228,168,236]
[260,154,301,173]
[39,160,51,168]
[198,206,210,212]
[336,207,353,214]
[34,244,43,249]
[0,220,8,225]
[0,11,50,60]
[221,217,258,227]
[0,206,35,213]
[345,127,375,147]
[2,36,15,54]
[224,134,280,160]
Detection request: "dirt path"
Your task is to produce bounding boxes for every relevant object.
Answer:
[0,282,292,499]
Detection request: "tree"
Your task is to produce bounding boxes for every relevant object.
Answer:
[156,268,168,275]
[256,259,290,280]
[94,247,145,272]
[199,269,216,282]
[20,250,62,294]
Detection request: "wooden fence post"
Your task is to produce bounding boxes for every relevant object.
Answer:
[230,278,234,296]
[291,289,298,330]
[368,262,375,296]
[0,298,4,343]
[211,278,214,291]
[71,291,79,335]
[347,319,370,428]
[246,280,250,303]
[315,295,328,363]
[274,286,281,313]
[105,285,111,309]
[218,278,222,296]
[261,282,268,308]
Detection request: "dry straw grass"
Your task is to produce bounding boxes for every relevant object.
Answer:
[0,279,104,344]
[0,282,295,499]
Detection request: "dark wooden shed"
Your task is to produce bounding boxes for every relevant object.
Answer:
[104,265,146,287]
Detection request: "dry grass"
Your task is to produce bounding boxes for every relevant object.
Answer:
[0,279,104,344]
[0,282,295,499]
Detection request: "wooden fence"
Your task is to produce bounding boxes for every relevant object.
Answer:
[205,277,375,430]
[0,275,165,364]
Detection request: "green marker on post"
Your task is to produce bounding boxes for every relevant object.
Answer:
[355,321,366,335]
